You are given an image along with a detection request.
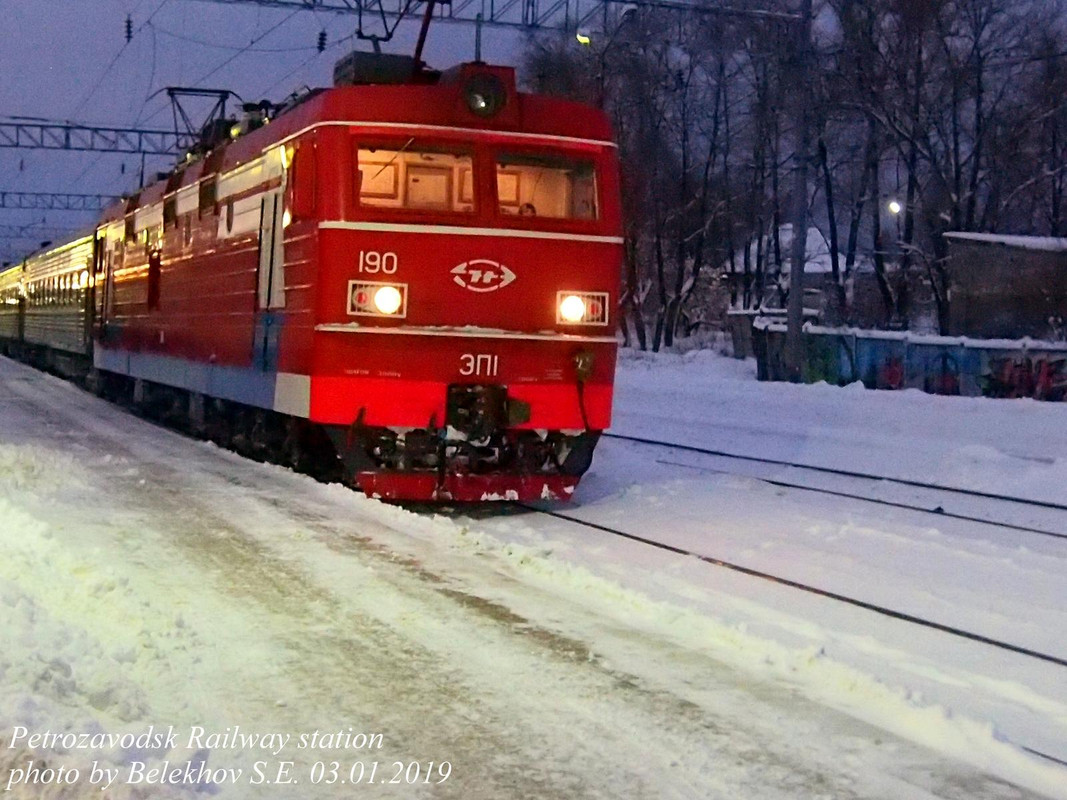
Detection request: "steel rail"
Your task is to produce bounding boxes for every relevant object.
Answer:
[519,503,1067,669]
[655,458,1067,542]
[517,502,1067,769]
[605,432,1067,513]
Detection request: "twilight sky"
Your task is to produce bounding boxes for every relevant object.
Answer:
[0,0,530,261]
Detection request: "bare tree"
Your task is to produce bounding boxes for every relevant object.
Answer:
[523,0,1067,346]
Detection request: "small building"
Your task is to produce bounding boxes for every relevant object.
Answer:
[943,232,1067,340]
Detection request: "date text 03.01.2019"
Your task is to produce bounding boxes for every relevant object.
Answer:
[305,761,451,786]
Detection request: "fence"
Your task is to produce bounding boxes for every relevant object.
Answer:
[752,321,1067,401]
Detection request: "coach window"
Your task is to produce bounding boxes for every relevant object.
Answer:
[163,195,178,230]
[357,144,475,213]
[199,176,217,217]
[494,153,598,220]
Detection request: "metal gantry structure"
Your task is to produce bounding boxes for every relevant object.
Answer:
[0,120,197,156]
[188,0,612,31]
[0,192,119,211]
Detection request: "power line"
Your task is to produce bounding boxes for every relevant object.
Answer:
[135,7,304,129]
[70,0,174,119]
[196,9,303,84]
[255,28,359,96]
[147,21,320,51]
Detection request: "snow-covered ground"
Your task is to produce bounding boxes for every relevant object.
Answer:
[0,351,1065,799]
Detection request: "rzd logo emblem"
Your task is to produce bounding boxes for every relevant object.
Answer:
[451,259,516,293]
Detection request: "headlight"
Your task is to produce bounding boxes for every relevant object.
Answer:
[373,285,403,315]
[464,74,507,118]
[557,291,610,326]
[348,280,407,318]
[559,294,587,323]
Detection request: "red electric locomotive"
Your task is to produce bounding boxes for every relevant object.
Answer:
[35,54,622,501]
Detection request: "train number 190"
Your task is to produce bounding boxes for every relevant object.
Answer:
[358,251,398,274]
[460,354,499,377]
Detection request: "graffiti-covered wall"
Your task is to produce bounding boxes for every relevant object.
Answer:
[753,322,1067,401]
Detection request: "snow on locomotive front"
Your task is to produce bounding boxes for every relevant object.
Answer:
[304,62,622,501]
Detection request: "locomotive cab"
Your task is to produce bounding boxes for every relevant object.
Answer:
[296,60,623,500]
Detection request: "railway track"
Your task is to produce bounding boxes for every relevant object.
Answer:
[604,432,1067,542]
[515,501,1067,767]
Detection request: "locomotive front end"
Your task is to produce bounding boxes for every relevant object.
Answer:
[304,65,622,501]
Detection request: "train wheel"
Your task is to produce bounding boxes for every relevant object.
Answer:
[205,399,234,449]
[280,420,342,481]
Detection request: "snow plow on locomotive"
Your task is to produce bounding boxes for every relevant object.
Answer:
[0,59,622,502]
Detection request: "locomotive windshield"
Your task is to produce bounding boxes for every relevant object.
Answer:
[357,144,475,213]
[355,143,600,222]
[494,153,598,220]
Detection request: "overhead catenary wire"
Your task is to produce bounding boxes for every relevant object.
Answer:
[146,23,322,52]
[255,28,359,98]
[64,0,174,199]
[13,1,363,254]
[195,8,303,85]
[70,0,173,120]
[130,7,305,132]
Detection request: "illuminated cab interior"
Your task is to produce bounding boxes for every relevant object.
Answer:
[355,145,599,220]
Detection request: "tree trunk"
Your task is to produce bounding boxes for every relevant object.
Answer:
[818,138,845,321]
[964,52,985,230]
[624,236,647,350]
[845,118,878,307]
[652,227,668,352]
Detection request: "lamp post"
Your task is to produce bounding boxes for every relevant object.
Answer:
[576,4,640,109]
[888,198,903,261]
